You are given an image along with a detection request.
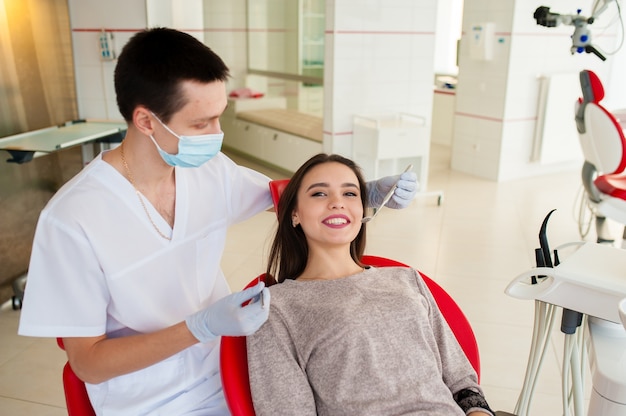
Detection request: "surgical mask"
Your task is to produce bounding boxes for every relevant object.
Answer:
[150,113,223,168]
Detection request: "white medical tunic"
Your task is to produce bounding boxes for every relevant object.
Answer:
[18,151,272,415]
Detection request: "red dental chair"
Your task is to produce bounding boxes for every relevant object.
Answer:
[56,338,96,415]
[219,179,482,416]
[576,69,626,242]
[54,179,481,416]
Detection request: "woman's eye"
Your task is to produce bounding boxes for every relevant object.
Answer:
[345,191,358,197]
[311,191,326,197]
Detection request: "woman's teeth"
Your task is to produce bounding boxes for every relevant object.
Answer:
[325,218,347,225]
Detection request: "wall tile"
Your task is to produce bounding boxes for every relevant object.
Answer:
[71,33,103,66]
[78,98,107,120]
[69,0,146,29]
[504,77,542,119]
[73,65,104,99]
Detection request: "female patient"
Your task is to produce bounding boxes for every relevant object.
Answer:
[246,153,494,416]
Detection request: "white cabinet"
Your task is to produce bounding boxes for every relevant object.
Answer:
[223,120,266,157]
[221,96,286,151]
[353,113,431,189]
[221,96,323,173]
[222,114,322,173]
[264,129,323,172]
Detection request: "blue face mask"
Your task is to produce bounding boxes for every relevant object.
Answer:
[150,113,223,168]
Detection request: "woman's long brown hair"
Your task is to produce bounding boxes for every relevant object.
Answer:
[266,153,367,284]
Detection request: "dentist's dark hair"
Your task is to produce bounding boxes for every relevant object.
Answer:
[266,153,367,284]
[114,27,230,123]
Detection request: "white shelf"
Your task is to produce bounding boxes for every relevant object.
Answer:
[353,113,432,190]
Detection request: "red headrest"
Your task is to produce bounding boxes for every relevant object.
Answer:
[586,70,605,102]
[269,179,289,216]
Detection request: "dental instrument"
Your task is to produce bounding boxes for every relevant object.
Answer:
[361,164,413,223]
[506,210,626,416]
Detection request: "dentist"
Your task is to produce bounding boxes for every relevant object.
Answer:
[18,27,418,415]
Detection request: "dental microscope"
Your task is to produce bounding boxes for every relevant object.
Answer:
[533,0,623,61]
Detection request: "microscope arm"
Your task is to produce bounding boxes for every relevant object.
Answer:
[586,44,607,60]
[534,1,618,60]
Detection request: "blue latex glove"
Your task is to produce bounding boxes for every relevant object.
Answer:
[367,171,419,209]
[185,281,271,343]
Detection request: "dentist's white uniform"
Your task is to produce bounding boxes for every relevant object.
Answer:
[19,151,272,415]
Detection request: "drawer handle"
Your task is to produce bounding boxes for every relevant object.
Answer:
[273,134,278,140]
[244,125,250,131]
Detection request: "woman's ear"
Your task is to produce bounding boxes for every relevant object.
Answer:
[291,212,300,228]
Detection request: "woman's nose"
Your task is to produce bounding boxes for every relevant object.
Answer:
[328,195,345,209]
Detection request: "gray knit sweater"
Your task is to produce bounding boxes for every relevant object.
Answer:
[247,266,493,415]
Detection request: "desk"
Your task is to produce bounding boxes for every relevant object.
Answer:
[0,120,127,163]
[0,120,127,308]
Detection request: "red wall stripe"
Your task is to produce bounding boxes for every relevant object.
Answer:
[327,30,434,35]
[455,112,537,123]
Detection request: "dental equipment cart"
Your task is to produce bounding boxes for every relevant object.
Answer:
[506,211,626,416]
[0,120,127,309]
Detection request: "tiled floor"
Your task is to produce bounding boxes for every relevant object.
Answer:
[0,144,611,414]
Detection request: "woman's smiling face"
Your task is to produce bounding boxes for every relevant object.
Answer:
[292,161,364,250]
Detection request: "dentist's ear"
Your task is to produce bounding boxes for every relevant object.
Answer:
[133,106,156,136]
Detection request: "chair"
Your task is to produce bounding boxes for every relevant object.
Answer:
[268,178,289,211]
[56,338,96,416]
[219,179,481,416]
[575,69,626,242]
[220,258,481,416]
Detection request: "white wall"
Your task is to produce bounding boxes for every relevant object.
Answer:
[70,0,438,147]
[68,0,147,121]
[68,0,626,182]
[324,0,438,185]
[201,0,248,88]
[147,0,205,43]
[434,0,463,75]
[68,0,248,122]
[451,0,624,181]
[597,0,626,111]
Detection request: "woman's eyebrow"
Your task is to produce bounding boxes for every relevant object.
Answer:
[306,182,329,191]
[305,182,359,192]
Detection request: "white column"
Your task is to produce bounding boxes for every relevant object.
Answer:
[323,0,438,185]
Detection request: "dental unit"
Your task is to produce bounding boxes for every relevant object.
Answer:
[506,210,626,416]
